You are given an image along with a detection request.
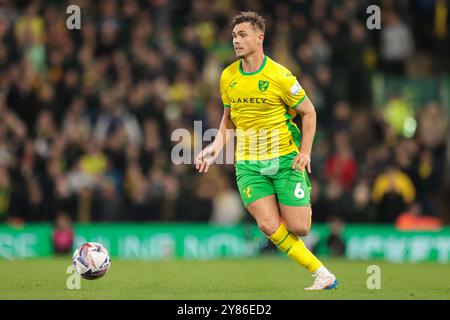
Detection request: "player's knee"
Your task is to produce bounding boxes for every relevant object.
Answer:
[289,225,310,237]
[257,220,280,236]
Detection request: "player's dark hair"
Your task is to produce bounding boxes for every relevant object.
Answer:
[231,11,265,34]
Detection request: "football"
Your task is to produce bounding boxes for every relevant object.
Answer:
[72,242,111,280]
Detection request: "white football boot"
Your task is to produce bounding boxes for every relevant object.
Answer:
[304,274,338,290]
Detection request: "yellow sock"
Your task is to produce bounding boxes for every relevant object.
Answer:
[268,223,323,273]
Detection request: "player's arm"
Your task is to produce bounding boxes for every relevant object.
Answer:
[215,107,235,150]
[279,72,316,173]
[195,70,236,173]
[195,108,234,173]
[291,96,316,173]
[195,70,235,173]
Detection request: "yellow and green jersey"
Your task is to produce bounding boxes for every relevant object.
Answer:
[220,55,307,161]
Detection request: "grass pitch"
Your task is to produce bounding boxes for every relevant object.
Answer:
[0,256,449,300]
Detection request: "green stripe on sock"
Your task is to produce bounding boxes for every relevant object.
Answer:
[276,231,291,247]
[285,243,295,254]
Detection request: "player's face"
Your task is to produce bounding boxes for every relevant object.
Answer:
[232,22,263,59]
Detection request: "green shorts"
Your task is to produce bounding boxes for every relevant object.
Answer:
[235,151,312,207]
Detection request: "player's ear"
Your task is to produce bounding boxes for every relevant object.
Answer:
[257,32,264,45]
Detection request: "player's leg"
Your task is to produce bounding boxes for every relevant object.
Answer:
[247,193,333,288]
[273,153,338,290]
[235,161,297,251]
[278,203,311,237]
[274,203,323,275]
[235,160,280,235]
[238,156,324,274]
[278,204,337,290]
[246,194,281,236]
[278,204,321,273]
[245,194,318,271]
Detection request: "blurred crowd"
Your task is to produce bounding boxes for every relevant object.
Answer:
[0,0,449,227]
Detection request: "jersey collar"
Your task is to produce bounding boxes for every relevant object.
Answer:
[239,55,267,76]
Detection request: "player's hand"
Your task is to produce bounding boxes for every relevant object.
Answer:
[195,145,217,173]
[292,152,311,173]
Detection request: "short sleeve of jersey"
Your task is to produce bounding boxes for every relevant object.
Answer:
[220,71,231,108]
[279,71,307,109]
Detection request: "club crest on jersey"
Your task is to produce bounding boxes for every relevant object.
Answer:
[258,80,269,92]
